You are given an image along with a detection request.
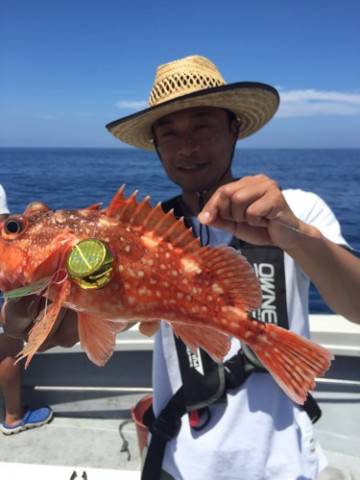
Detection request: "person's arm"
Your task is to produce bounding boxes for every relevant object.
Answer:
[1,296,79,348]
[1,295,138,349]
[198,175,360,324]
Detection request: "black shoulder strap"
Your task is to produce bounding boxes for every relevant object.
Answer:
[141,388,185,480]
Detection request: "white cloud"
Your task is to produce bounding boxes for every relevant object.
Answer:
[277,89,360,118]
[116,100,147,110]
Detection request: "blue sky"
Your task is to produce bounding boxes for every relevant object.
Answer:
[1,0,359,148]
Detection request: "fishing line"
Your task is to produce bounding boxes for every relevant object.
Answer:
[198,191,210,246]
[180,211,308,238]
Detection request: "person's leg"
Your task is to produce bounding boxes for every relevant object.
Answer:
[0,334,24,425]
[0,333,53,434]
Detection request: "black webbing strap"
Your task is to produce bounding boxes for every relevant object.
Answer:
[141,388,186,480]
[303,392,322,423]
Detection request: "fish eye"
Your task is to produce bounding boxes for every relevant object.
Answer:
[3,217,25,235]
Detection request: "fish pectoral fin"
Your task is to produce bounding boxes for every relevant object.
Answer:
[139,321,161,337]
[16,280,71,369]
[78,313,127,367]
[172,323,231,362]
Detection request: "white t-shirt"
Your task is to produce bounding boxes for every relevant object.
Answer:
[0,184,9,216]
[152,189,348,480]
[0,184,9,334]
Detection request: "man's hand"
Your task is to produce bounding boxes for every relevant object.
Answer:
[198,175,314,250]
[1,295,79,350]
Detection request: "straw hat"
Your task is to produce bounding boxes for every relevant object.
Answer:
[106,55,279,150]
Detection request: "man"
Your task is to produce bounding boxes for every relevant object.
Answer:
[105,55,360,479]
[0,184,53,434]
[2,55,360,477]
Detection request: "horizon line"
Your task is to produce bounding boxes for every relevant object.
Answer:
[1,146,359,151]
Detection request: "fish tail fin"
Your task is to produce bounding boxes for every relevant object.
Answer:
[223,307,333,404]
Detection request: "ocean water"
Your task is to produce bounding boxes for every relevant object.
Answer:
[0,147,359,313]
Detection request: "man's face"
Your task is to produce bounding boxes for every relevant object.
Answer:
[153,107,238,193]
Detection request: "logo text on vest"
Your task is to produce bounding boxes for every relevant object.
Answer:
[186,347,205,375]
[253,263,278,324]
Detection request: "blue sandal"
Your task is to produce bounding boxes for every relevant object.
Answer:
[0,406,53,435]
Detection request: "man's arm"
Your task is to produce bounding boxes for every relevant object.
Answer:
[198,175,360,324]
[285,227,360,324]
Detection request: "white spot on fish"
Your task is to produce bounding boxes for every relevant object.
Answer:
[212,283,224,294]
[124,245,131,253]
[139,288,149,296]
[143,258,154,266]
[137,271,145,278]
[201,306,208,312]
[150,278,157,285]
[171,270,178,277]
[98,218,113,227]
[156,291,162,298]
[128,296,135,304]
[160,264,166,270]
[181,257,202,274]
[141,234,160,249]
[54,213,67,224]
[118,265,124,272]
[176,292,184,299]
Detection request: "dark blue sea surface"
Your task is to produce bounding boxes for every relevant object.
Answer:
[1,147,359,313]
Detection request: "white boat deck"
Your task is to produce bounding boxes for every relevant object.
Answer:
[1,315,360,479]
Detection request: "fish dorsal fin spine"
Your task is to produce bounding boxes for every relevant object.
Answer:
[106,184,126,217]
[113,190,139,222]
[85,202,103,211]
[106,186,201,253]
[142,202,164,230]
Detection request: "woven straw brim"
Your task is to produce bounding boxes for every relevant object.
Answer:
[106,82,279,150]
